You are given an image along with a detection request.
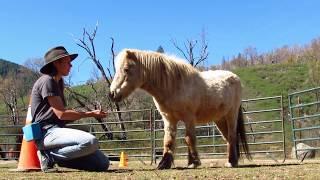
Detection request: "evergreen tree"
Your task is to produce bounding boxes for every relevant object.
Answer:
[156,46,165,53]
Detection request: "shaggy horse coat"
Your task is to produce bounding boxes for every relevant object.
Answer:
[109,49,251,169]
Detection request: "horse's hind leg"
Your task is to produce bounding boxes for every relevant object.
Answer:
[157,120,177,170]
[226,114,239,167]
[184,120,201,168]
[216,116,238,167]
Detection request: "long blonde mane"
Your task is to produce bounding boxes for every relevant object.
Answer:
[124,49,199,91]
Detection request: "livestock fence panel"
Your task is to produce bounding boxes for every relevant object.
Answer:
[67,109,155,163]
[0,96,286,164]
[0,115,24,160]
[288,87,320,161]
[242,95,286,163]
[153,95,286,164]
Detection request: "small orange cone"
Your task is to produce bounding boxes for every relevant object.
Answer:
[11,104,41,172]
[119,151,128,168]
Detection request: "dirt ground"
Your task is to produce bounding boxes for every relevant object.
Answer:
[0,158,319,179]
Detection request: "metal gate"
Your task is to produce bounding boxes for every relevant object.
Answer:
[0,96,286,164]
[288,87,320,161]
[242,95,286,163]
[153,95,286,163]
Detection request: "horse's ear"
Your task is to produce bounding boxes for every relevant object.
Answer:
[126,50,137,61]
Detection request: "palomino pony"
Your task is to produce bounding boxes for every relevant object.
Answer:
[109,49,251,169]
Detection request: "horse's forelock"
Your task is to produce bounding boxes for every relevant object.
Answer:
[115,49,127,70]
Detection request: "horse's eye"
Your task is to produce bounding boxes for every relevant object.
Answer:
[124,68,129,73]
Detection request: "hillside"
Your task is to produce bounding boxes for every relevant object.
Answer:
[0,59,38,91]
[0,59,37,78]
[0,59,21,77]
[233,62,313,99]
[0,59,38,113]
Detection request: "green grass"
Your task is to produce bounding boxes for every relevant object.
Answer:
[233,63,312,99]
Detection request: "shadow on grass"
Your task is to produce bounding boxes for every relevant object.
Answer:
[50,161,320,173]
[147,163,313,171]
[106,169,134,173]
[238,163,301,168]
[40,169,135,173]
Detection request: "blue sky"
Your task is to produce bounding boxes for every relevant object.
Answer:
[1,1,320,84]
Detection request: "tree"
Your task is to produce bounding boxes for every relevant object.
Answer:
[243,46,258,66]
[74,25,128,139]
[0,72,25,157]
[157,46,165,53]
[23,58,43,79]
[306,38,320,86]
[221,56,230,70]
[171,29,209,68]
[0,75,19,125]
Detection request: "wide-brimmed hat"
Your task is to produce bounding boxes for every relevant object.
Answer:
[40,46,78,74]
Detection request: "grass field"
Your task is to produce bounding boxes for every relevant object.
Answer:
[1,158,319,179]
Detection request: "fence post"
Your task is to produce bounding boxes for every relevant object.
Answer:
[288,93,297,159]
[150,109,155,165]
[280,95,286,163]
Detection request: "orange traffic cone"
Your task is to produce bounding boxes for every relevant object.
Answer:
[11,104,40,172]
[119,151,128,168]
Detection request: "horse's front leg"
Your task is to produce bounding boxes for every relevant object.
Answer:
[185,120,201,168]
[157,120,177,170]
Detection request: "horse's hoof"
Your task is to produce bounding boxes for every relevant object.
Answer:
[224,162,238,168]
[187,160,201,169]
[156,152,174,170]
[224,162,232,168]
[187,163,200,169]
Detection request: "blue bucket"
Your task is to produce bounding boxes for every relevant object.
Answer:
[22,123,42,142]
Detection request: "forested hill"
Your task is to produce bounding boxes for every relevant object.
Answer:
[0,58,37,77]
[0,59,38,97]
[0,59,22,77]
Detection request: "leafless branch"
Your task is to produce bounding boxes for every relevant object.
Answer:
[66,87,113,139]
[171,39,189,60]
[75,25,127,140]
[171,29,209,68]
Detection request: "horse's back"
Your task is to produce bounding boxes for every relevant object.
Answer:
[200,70,241,95]
[195,70,242,122]
[200,70,240,84]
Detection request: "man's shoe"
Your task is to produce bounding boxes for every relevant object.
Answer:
[37,150,57,173]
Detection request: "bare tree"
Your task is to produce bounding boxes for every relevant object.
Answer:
[74,25,127,139]
[65,87,113,139]
[0,74,23,157]
[0,74,21,125]
[171,29,209,68]
[243,46,258,66]
[23,58,43,78]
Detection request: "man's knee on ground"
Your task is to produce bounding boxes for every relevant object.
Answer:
[80,136,99,153]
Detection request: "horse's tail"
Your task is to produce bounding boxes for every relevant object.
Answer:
[237,106,252,160]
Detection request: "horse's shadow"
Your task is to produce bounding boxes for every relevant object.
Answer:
[52,161,319,173]
[233,163,301,168]
[171,163,304,170]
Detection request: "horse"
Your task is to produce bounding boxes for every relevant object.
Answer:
[109,49,251,169]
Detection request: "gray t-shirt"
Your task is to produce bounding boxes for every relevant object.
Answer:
[31,75,65,128]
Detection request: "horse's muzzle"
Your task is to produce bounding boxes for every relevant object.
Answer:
[108,91,122,102]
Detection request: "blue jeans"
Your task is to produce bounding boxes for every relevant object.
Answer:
[38,127,109,171]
